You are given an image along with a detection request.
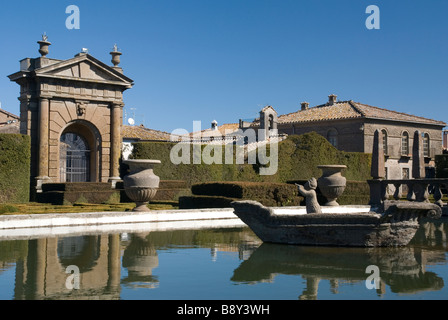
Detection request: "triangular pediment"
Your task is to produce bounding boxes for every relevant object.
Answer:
[34,54,133,86]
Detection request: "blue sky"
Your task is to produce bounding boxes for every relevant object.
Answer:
[1,0,447,133]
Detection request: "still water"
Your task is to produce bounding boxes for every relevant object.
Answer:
[1,218,448,300]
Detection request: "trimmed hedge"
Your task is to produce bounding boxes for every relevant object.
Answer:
[435,155,448,178]
[181,181,303,208]
[129,132,372,206]
[0,134,31,203]
[129,132,372,185]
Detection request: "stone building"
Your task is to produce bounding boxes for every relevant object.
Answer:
[8,37,133,192]
[0,107,19,126]
[0,108,20,133]
[247,94,446,179]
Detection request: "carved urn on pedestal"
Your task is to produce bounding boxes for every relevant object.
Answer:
[123,159,161,212]
[317,165,347,206]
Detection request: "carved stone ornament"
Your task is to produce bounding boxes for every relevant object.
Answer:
[77,102,86,116]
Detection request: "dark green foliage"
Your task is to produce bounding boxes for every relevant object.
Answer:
[275,133,371,182]
[131,141,260,186]
[190,181,302,207]
[179,195,237,209]
[0,134,31,203]
[129,132,372,206]
[0,204,19,213]
[130,132,371,184]
[435,155,448,178]
[38,182,120,205]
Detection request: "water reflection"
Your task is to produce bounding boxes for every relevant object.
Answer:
[232,243,444,299]
[1,228,260,300]
[121,233,159,289]
[230,217,448,300]
[1,219,448,300]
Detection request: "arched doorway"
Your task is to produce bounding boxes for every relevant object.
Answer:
[59,121,101,183]
[60,132,91,182]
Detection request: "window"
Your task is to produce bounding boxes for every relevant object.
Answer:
[327,128,338,148]
[401,131,409,155]
[381,129,388,155]
[423,133,430,157]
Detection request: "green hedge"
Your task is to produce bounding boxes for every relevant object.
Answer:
[189,181,302,207]
[0,134,31,203]
[129,132,372,185]
[435,155,448,178]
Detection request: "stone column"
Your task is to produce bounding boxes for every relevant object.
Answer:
[107,234,121,291]
[108,102,123,187]
[36,97,51,191]
[369,130,385,207]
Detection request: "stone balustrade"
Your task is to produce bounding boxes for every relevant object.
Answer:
[369,178,448,208]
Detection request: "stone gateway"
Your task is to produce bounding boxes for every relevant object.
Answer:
[8,37,133,195]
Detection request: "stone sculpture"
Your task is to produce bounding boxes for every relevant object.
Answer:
[296,178,322,214]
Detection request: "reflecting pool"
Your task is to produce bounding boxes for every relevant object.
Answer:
[1,218,448,300]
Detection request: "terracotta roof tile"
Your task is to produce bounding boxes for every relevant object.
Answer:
[121,125,173,141]
[276,100,445,126]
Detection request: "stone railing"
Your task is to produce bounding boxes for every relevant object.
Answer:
[369,178,448,207]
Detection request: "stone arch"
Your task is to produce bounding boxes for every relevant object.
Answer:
[59,120,102,182]
[57,235,102,272]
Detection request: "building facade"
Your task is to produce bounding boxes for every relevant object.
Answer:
[249,94,446,179]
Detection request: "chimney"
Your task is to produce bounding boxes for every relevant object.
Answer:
[301,102,309,111]
[328,94,337,105]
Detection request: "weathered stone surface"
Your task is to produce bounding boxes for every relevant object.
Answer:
[8,39,134,195]
[231,200,441,247]
[412,130,425,179]
[296,178,321,214]
[371,129,385,179]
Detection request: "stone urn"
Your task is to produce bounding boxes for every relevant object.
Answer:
[123,159,161,212]
[317,165,347,206]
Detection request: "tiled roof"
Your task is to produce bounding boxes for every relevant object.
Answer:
[276,100,446,126]
[189,123,240,137]
[121,125,174,141]
[0,108,19,120]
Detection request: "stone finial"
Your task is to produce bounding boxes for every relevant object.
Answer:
[110,44,122,67]
[412,131,425,178]
[37,33,51,57]
[371,129,385,179]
